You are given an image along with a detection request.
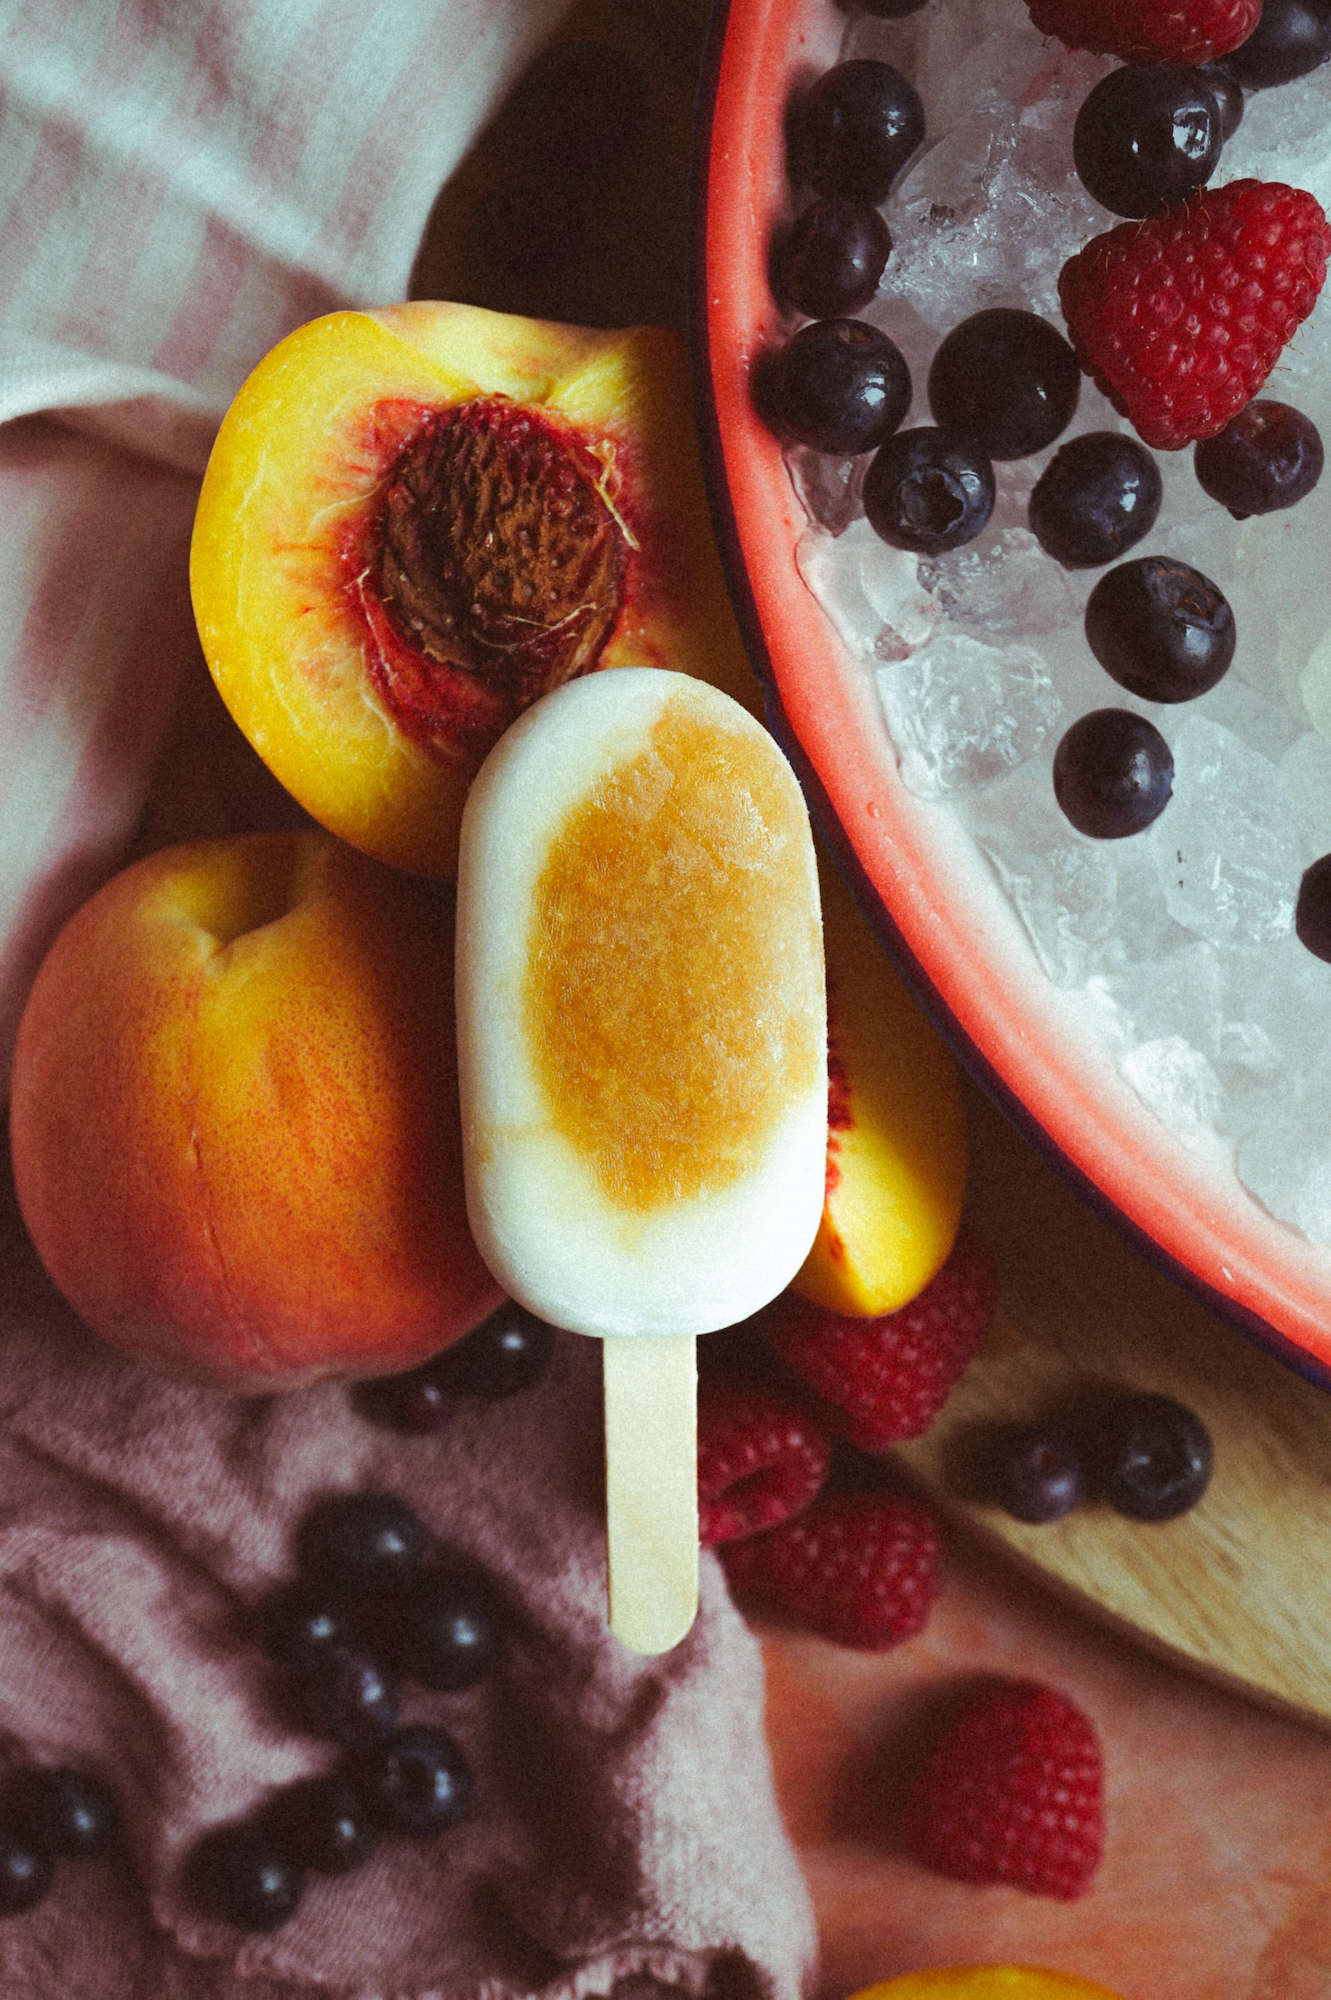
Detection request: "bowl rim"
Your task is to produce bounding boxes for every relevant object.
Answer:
[688,0,1331,1387]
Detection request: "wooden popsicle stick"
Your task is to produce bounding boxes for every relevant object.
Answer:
[603,1333,699,1654]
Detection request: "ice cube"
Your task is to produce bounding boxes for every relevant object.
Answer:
[1119,1035,1225,1155]
[1147,716,1301,951]
[876,631,1060,796]
[1238,1094,1331,1246]
[920,527,1080,639]
[795,522,938,662]
[1279,731,1331,857]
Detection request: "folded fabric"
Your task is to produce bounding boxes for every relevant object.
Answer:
[0,1180,817,1999]
[0,0,579,1089]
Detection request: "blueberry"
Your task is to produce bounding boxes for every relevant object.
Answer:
[292,1643,401,1750]
[433,1304,557,1399]
[0,1828,53,1916]
[5,1767,118,1859]
[1223,0,1331,88]
[1029,431,1163,569]
[398,1570,499,1692]
[352,1364,454,1435]
[1095,1391,1213,1521]
[990,1424,1085,1523]
[787,59,925,204]
[355,1726,473,1840]
[1295,853,1331,961]
[863,426,995,554]
[1053,708,1174,839]
[771,197,893,318]
[1072,64,1223,217]
[1193,400,1324,519]
[258,1580,352,1672]
[265,1774,377,1876]
[1083,556,1235,703]
[771,318,912,455]
[189,1821,304,1931]
[927,308,1080,459]
[1194,61,1245,139]
[295,1491,429,1601]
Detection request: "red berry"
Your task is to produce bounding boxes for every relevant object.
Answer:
[720,1488,943,1648]
[697,1376,832,1547]
[1059,179,1331,451]
[1026,0,1259,64]
[763,1233,997,1450]
[903,1679,1104,1900]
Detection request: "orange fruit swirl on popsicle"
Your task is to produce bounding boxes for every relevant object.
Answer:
[455,667,828,1649]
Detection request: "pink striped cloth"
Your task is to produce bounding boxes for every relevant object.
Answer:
[0,0,576,1090]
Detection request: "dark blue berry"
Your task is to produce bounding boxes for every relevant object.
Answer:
[991,1424,1085,1523]
[0,1828,52,1916]
[1072,64,1223,217]
[1194,61,1245,139]
[434,1303,557,1399]
[1295,853,1331,961]
[771,318,912,455]
[398,1570,499,1692]
[863,426,995,554]
[295,1491,429,1601]
[772,197,893,318]
[1095,1391,1213,1520]
[1053,708,1174,839]
[788,59,925,204]
[1193,400,1324,518]
[355,1726,473,1839]
[1223,0,1331,87]
[265,1775,378,1876]
[1084,556,1235,703]
[258,1581,352,1672]
[926,308,1080,459]
[6,1767,118,1859]
[1029,431,1162,569]
[190,1821,304,1931]
[292,1642,401,1750]
[352,1365,454,1434]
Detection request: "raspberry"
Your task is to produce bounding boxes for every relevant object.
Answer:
[903,1679,1105,1899]
[1025,0,1259,64]
[1059,179,1331,450]
[696,1376,832,1547]
[720,1488,943,1648]
[763,1233,997,1450]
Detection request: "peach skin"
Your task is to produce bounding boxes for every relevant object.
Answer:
[190,302,758,881]
[9,829,502,1388]
[792,852,967,1318]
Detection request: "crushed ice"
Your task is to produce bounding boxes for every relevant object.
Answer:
[788,0,1331,1241]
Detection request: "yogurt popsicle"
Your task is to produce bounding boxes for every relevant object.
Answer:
[455,667,827,1650]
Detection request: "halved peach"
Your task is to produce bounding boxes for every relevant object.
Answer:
[793,853,967,1317]
[190,303,757,879]
[847,1974,1130,2000]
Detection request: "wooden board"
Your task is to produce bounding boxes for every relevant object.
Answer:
[891,1077,1331,1730]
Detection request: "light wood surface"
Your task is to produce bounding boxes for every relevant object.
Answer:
[892,1077,1331,1729]
[604,1333,700,1653]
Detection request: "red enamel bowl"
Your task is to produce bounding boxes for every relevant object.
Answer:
[690,0,1331,1383]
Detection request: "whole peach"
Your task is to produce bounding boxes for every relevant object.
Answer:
[10,830,502,1388]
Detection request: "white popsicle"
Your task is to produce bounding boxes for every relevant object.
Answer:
[455,667,827,1653]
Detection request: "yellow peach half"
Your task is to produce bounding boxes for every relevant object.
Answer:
[793,852,967,1317]
[10,830,502,1388]
[190,302,758,880]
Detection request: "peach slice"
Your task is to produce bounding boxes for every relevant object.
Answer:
[9,830,502,1389]
[190,303,758,879]
[793,853,967,1317]
[847,1974,1129,1999]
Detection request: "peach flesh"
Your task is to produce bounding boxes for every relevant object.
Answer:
[9,830,502,1389]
